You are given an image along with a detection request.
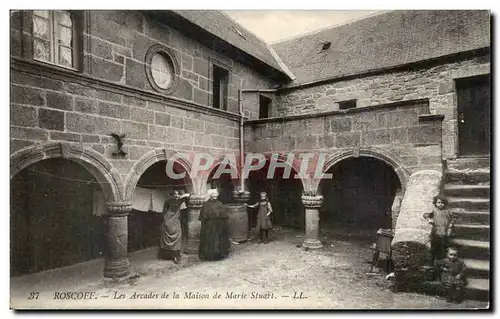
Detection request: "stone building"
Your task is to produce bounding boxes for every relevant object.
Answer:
[10,10,490,299]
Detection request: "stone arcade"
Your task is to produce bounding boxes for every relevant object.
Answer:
[10,10,490,300]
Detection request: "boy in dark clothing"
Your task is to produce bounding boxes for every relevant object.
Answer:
[434,247,467,303]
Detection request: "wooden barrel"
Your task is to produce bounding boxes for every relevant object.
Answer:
[227,204,248,243]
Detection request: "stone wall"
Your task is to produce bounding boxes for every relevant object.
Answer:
[275,54,490,159]
[10,10,278,194]
[244,99,444,178]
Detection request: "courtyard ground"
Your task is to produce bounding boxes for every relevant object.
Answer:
[10,228,489,310]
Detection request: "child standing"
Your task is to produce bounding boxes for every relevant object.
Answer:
[246,192,273,244]
[434,247,467,303]
[423,195,456,261]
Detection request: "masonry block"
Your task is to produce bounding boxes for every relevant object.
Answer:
[330,117,352,132]
[98,102,130,119]
[11,85,45,106]
[47,91,73,111]
[75,97,98,114]
[66,113,121,135]
[362,129,391,146]
[90,56,124,83]
[11,105,37,128]
[50,132,81,142]
[122,121,148,140]
[39,108,64,131]
[131,107,154,123]
[336,131,361,148]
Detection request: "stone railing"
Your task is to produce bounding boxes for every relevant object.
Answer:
[391,170,442,288]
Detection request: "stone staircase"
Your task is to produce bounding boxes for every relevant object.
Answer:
[443,157,490,301]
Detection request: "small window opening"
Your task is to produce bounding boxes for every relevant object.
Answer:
[338,99,357,110]
[259,95,272,119]
[212,64,229,110]
[320,42,332,52]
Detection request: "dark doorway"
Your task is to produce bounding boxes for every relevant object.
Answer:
[456,74,491,156]
[10,159,105,277]
[248,165,304,230]
[319,157,401,233]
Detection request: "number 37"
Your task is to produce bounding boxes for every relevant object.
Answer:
[28,292,39,300]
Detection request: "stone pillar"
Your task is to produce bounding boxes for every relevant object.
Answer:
[184,195,205,254]
[104,201,131,278]
[302,195,323,250]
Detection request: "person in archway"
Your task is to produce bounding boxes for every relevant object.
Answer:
[246,192,273,244]
[198,189,231,261]
[158,189,190,264]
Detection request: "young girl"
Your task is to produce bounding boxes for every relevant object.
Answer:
[423,195,456,261]
[246,192,273,244]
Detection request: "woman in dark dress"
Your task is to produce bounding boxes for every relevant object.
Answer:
[198,189,230,261]
[158,190,190,264]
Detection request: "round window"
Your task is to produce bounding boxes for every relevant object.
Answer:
[145,45,179,94]
[151,53,174,90]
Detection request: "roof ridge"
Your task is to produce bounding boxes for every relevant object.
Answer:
[269,10,389,45]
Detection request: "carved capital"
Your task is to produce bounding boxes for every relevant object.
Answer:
[301,195,323,209]
[106,201,133,216]
[187,195,206,209]
[232,190,251,203]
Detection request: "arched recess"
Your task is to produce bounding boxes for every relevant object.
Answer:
[316,147,409,233]
[10,142,123,202]
[124,148,195,202]
[247,153,308,229]
[312,147,410,195]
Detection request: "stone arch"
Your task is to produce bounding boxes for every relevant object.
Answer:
[262,152,312,193]
[312,147,410,194]
[200,155,240,195]
[124,148,194,201]
[10,142,123,202]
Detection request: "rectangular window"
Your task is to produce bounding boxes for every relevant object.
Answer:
[212,64,229,110]
[259,95,272,119]
[338,99,357,110]
[32,10,78,69]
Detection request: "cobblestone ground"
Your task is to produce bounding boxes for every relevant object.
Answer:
[11,228,489,310]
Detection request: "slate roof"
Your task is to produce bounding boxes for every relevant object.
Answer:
[171,10,295,79]
[271,10,491,87]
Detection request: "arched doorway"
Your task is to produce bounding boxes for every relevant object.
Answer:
[10,158,106,276]
[319,157,402,235]
[248,163,304,231]
[128,160,193,251]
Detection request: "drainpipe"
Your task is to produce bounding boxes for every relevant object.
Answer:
[238,88,278,192]
[238,89,245,192]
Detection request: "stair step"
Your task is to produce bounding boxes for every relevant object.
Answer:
[445,170,490,185]
[452,210,490,225]
[463,258,490,279]
[450,238,489,260]
[443,184,490,197]
[452,224,490,241]
[447,157,490,171]
[447,197,490,210]
[465,278,490,301]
